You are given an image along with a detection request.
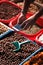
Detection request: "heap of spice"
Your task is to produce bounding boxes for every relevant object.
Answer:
[0,2,21,20]
[23,52,43,65]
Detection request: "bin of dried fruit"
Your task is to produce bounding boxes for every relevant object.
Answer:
[23,48,43,65]
[0,38,40,65]
[0,22,13,39]
[0,0,21,24]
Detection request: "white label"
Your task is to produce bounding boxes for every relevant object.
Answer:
[38,34,43,43]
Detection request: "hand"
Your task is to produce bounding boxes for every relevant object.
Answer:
[17,13,26,25]
[18,6,43,30]
[20,15,35,30]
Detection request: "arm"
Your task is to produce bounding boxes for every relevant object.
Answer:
[22,0,35,15]
[18,0,35,24]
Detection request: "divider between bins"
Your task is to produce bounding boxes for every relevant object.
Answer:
[0,30,14,40]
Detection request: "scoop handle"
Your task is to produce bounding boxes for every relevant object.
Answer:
[20,40,30,45]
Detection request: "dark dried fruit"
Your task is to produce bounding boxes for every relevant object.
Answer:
[0,3,21,20]
[23,52,43,65]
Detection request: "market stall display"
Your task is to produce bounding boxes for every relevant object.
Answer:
[0,0,43,65]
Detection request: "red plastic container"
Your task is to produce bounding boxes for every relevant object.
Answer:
[0,0,21,24]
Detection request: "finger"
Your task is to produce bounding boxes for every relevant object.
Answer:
[23,22,29,29]
[24,19,35,30]
[18,17,23,24]
[29,24,33,30]
[20,15,35,27]
[20,17,30,27]
[23,21,31,29]
[21,22,27,28]
[19,16,26,24]
[20,19,31,29]
[20,19,26,27]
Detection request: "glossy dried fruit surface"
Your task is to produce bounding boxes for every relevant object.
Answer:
[23,52,43,65]
[0,3,21,20]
